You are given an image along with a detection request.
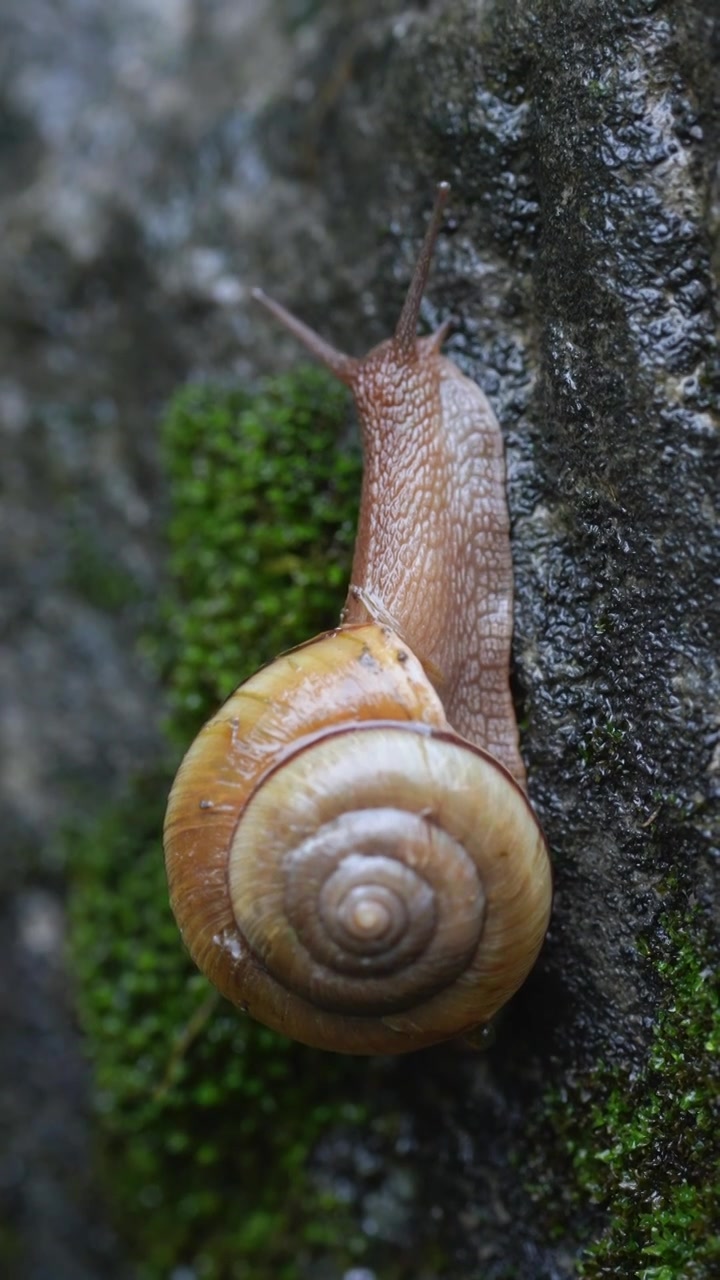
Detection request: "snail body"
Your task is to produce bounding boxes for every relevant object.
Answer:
[163,184,551,1054]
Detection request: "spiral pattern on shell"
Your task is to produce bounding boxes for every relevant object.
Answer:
[163,624,551,1054]
[231,726,489,1016]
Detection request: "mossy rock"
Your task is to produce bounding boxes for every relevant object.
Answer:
[159,367,361,741]
[70,368,369,1279]
[526,910,720,1279]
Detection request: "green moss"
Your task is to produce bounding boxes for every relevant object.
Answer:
[577,716,628,775]
[69,368,368,1278]
[528,912,720,1277]
[159,368,359,740]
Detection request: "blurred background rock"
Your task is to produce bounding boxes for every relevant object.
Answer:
[0,2,314,1275]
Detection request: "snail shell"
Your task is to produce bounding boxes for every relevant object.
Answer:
[164,625,551,1055]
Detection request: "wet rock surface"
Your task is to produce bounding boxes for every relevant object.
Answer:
[1,0,718,1277]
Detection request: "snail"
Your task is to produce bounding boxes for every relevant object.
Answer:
[163,182,551,1055]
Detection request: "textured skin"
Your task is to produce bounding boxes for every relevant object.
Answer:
[343,334,525,785]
